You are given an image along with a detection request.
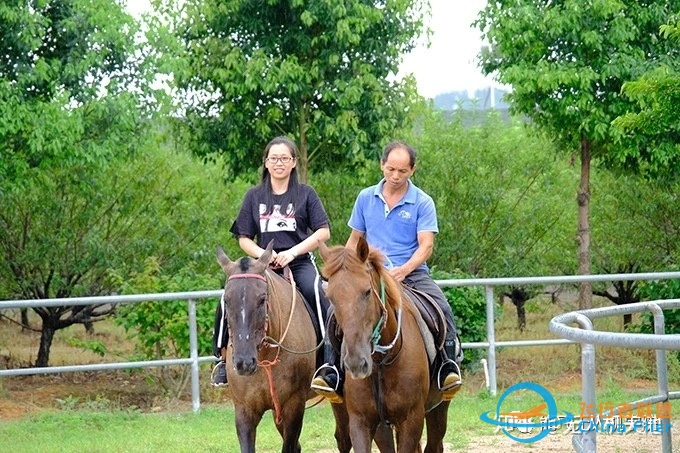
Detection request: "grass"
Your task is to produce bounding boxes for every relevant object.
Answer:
[1,387,675,452]
[1,294,679,451]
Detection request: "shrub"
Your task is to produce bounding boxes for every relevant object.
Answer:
[431,267,497,370]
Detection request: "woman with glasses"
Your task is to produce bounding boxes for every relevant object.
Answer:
[211,136,332,386]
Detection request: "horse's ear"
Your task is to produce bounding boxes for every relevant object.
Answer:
[216,246,235,274]
[258,240,275,265]
[356,236,369,263]
[318,240,329,262]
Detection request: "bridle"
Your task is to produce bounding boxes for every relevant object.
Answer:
[227,272,271,349]
[228,273,267,282]
[367,266,403,357]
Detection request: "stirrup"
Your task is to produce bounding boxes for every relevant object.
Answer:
[438,360,462,401]
[211,361,228,387]
[311,364,343,404]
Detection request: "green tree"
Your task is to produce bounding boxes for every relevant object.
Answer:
[0,136,236,367]
[0,0,151,186]
[476,0,680,308]
[612,17,680,180]
[108,256,222,394]
[408,109,576,330]
[0,0,190,367]
[152,0,425,181]
[590,172,680,326]
[635,269,680,341]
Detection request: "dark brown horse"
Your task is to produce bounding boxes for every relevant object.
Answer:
[216,242,330,453]
[318,237,451,453]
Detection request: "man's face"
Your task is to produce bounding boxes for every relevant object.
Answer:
[380,147,415,191]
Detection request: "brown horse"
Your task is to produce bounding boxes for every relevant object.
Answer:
[318,237,451,453]
[217,242,331,453]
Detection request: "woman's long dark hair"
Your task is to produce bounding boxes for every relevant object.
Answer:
[259,136,300,216]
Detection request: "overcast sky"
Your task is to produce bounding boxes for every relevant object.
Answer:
[400,0,492,98]
[125,0,492,98]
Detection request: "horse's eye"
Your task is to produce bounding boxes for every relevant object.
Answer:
[362,289,371,299]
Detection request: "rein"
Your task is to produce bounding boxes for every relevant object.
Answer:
[367,265,404,425]
[227,269,293,425]
[368,267,403,357]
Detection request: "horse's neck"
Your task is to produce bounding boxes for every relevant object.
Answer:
[375,275,402,346]
[265,274,296,338]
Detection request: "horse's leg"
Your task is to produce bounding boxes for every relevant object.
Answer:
[234,405,263,453]
[394,412,426,453]
[423,400,450,453]
[276,400,305,453]
[373,422,396,453]
[330,402,352,453]
[348,416,375,453]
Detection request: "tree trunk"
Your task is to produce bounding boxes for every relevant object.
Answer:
[507,287,531,332]
[623,313,632,327]
[36,322,56,367]
[20,308,30,330]
[577,137,592,309]
[515,300,526,331]
[297,106,309,183]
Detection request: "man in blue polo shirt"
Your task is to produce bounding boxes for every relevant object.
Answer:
[312,140,463,403]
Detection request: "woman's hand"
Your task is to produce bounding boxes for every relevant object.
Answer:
[272,248,297,268]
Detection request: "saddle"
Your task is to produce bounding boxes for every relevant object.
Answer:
[402,285,447,363]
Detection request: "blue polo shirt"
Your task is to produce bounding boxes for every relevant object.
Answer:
[348,179,438,272]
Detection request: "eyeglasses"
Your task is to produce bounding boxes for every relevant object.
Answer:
[265,156,295,164]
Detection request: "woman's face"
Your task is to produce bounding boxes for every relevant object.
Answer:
[265,143,297,182]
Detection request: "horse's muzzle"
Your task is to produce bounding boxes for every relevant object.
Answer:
[342,350,372,379]
[233,356,258,375]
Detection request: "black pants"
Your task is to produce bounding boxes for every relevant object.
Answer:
[212,253,330,357]
[403,270,457,336]
[403,270,462,364]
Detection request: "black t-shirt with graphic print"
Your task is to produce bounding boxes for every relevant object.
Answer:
[229,184,330,254]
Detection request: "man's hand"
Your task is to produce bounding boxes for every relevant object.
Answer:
[388,265,409,283]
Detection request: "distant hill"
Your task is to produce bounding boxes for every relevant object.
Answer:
[432,87,510,111]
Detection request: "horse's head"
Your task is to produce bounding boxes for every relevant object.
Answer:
[319,237,401,380]
[216,241,274,376]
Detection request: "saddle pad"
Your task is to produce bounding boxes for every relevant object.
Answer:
[402,285,447,352]
[402,293,437,365]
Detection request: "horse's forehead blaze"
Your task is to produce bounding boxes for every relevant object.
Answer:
[223,280,267,325]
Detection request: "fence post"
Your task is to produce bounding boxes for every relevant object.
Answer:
[485,285,497,396]
[188,299,201,413]
[652,304,673,453]
[573,314,596,453]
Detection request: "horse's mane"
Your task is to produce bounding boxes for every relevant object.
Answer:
[322,244,411,314]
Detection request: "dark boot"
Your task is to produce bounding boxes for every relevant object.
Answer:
[211,359,228,387]
[311,341,343,404]
[211,347,228,387]
[437,335,462,401]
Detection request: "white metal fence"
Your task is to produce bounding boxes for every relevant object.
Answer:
[2,272,680,417]
[550,299,680,453]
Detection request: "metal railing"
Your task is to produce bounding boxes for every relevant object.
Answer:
[1,271,679,413]
[550,299,680,453]
[0,290,223,413]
